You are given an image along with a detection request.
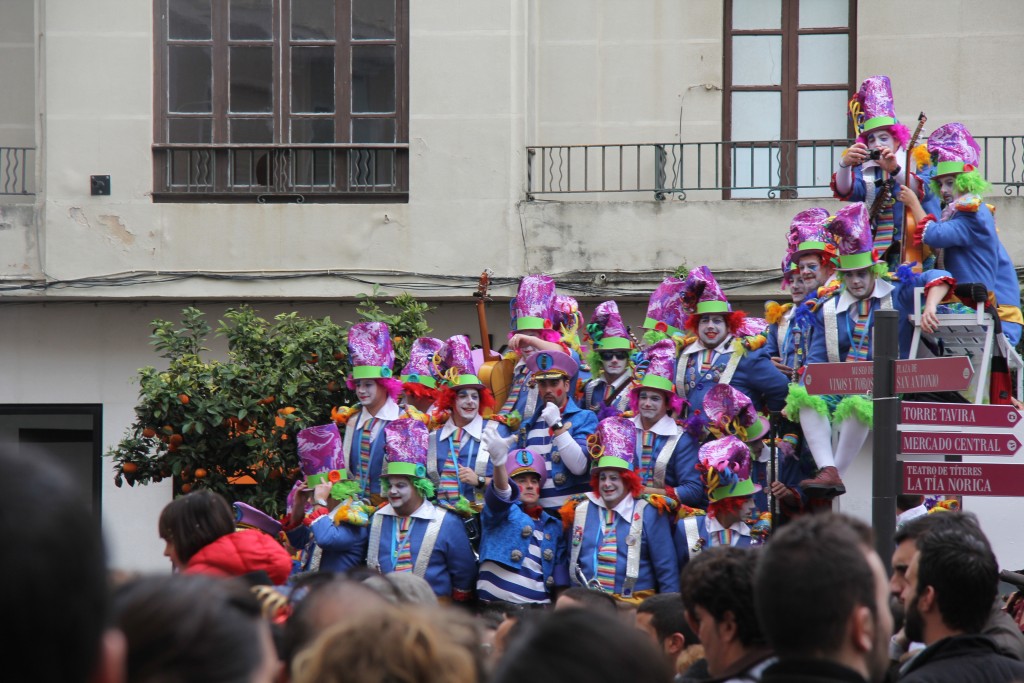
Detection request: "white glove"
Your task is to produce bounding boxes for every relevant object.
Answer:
[482,429,514,468]
[541,402,562,428]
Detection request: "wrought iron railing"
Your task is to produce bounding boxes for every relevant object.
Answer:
[1,146,34,196]
[152,144,408,201]
[526,136,1024,200]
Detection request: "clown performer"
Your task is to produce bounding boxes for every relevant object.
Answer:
[552,293,589,390]
[476,445,569,605]
[366,418,477,602]
[675,436,767,567]
[833,75,924,267]
[497,348,598,514]
[900,122,1022,346]
[675,266,789,425]
[561,416,680,603]
[427,335,496,515]
[639,276,688,348]
[580,300,636,416]
[628,339,703,507]
[789,202,955,497]
[285,423,375,574]
[399,336,445,417]
[498,274,568,426]
[329,322,403,504]
[764,258,810,379]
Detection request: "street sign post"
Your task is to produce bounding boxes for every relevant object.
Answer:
[900,402,1021,429]
[899,430,1023,457]
[903,461,1024,497]
[804,356,974,396]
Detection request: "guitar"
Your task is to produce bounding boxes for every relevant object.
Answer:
[901,112,929,272]
[473,270,515,416]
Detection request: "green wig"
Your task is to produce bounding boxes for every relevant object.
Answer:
[929,169,990,198]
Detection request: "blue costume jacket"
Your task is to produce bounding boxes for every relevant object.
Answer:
[344,400,401,500]
[428,416,493,508]
[833,163,908,251]
[921,196,999,298]
[631,415,704,508]
[284,515,369,574]
[368,500,478,598]
[570,494,679,595]
[675,338,790,416]
[478,481,569,598]
[580,375,632,415]
[674,514,761,567]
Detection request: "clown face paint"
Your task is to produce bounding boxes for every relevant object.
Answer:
[537,377,570,408]
[797,254,827,288]
[698,314,727,348]
[844,267,876,300]
[938,175,959,205]
[387,476,421,515]
[354,379,383,410]
[865,129,896,153]
[598,470,628,507]
[638,389,668,425]
[454,388,480,423]
[789,274,809,302]
[600,350,629,379]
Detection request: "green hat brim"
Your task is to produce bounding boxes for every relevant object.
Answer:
[451,374,486,390]
[594,455,632,471]
[835,251,880,271]
[710,477,759,501]
[352,366,393,380]
[385,462,425,478]
[596,337,632,350]
[640,374,675,393]
[643,317,682,337]
[401,374,436,388]
[935,161,966,177]
[696,300,730,315]
[515,316,548,331]
[862,116,896,134]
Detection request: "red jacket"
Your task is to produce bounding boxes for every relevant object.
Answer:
[185,529,292,585]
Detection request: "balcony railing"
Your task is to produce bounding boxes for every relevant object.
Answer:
[1,146,34,196]
[152,144,408,202]
[526,136,1024,200]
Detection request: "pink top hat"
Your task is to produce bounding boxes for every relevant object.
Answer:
[348,322,395,380]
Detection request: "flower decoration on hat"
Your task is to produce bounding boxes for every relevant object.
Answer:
[697,436,760,502]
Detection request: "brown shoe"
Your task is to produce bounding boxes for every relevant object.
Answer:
[800,466,846,498]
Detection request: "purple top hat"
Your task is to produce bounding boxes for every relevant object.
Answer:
[735,316,768,338]
[637,339,676,394]
[525,348,578,380]
[699,436,760,501]
[703,384,767,440]
[437,335,486,391]
[682,266,730,317]
[928,122,982,178]
[297,423,347,487]
[348,322,395,380]
[400,337,444,388]
[233,502,283,537]
[383,418,429,479]
[511,275,556,331]
[850,75,897,136]
[644,277,688,336]
[553,295,582,332]
[588,300,632,350]
[827,202,878,271]
[588,416,636,471]
[787,207,835,260]
[506,448,548,489]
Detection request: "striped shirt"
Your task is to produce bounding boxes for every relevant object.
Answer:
[476,522,550,604]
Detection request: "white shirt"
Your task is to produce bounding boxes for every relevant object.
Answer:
[705,514,752,539]
[585,492,637,524]
[356,398,401,430]
[681,334,735,358]
[631,413,679,437]
[375,497,437,521]
[836,278,894,315]
[439,413,484,441]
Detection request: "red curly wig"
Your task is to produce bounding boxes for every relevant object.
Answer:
[706,494,751,520]
[589,468,644,499]
[684,310,748,336]
[401,382,438,404]
[434,384,496,414]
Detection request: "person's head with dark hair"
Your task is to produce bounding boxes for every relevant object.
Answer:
[0,448,124,683]
[755,512,892,683]
[890,510,979,605]
[553,586,619,616]
[492,606,673,683]
[113,573,280,683]
[636,592,699,668]
[896,494,924,513]
[901,514,998,644]
[680,546,764,677]
[158,489,236,569]
[280,575,389,677]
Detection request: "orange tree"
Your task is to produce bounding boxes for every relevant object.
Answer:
[105,292,433,516]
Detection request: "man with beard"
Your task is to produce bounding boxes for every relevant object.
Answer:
[895,513,1024,682]
[581,300,635,416]
[502,348,597,514]
[427,335,497,515]
[561,416,679,604]
[365,418,477,602]
[756,513,893,683]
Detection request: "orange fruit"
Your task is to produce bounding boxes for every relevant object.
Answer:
[179,393,190,404]
[162,425,174,435]
[333,351,345,360]
[280,407,297,415]
[257,396,275,405]
[194,468,208,479]
[327,380,339,392]
[142,427,156,438]
[122,462,139,474]
[180,483,192,494]
[169,434,183,447]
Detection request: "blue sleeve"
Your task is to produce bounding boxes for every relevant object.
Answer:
[645,507,680,593]
[553,529,571,588]
[748,349,790,411]
[442,515,479,593]
[802,307,830,371]
[922,209,982,249]
[569,408,598,448]
[484,480,517,515]
[764,323,780,358]
[285,524,310,549]
[308,516,370,553]
[835,165,866,201]
[894,269,955,312]
[668,435,705,507]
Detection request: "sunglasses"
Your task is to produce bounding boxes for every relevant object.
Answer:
[599,351,629,361]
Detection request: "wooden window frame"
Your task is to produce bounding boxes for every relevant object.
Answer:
[152,0,409,203]
[722,0,857,199]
